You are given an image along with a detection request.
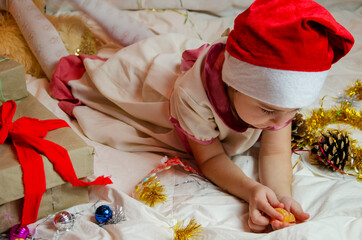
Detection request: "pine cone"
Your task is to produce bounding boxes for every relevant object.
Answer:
[291,113,308,149]
[310,129,352,172]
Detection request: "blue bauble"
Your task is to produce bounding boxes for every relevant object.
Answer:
[95,205,113,224]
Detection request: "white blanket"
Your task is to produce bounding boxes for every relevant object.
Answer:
[23,0,362,239]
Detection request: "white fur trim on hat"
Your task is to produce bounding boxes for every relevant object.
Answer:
[222,51,329,108]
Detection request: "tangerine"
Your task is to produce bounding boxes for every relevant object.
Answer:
[273,208,296,223]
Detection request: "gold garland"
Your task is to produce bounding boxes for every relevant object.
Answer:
[305,103,362,144]
[172,219,203,240]
[351,147,362,174]
[345,79,362,100]
[299,79,362,178]
[135,176,167,207]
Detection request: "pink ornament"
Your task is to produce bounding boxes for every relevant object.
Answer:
[9,224,29,240]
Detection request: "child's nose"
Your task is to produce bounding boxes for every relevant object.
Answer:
[271,112,295,127]
[271,117,286,127]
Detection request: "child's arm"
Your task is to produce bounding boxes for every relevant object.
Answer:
[187,137,284,232]
[259,123,293,198]
[259,123,310,230]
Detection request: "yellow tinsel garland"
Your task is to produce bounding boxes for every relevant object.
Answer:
[299,79,362,178]
[135,176,167,207]
[351,146,362,174]
[305,103,362,145]
[172,219,203,240]
[345,79,362,100]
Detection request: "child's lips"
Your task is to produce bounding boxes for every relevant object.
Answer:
[252,125,277,130]
[252,124,272,129]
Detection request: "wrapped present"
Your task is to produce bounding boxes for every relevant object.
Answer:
[0,94,111,233]
[0,56,28,102]
[0,182,89,233]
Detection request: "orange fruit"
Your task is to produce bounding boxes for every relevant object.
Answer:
[274,208,296,223]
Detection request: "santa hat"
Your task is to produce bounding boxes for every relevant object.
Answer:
[223,0,354,108]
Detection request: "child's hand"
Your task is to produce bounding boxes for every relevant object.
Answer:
[247,183,284,232]
[270,196,310,231]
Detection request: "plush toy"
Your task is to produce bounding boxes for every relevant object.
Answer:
[0,0,98,78]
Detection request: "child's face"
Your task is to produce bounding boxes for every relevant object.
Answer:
[232,91,298,129]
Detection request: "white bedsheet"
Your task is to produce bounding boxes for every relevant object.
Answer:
[23,0,362,239]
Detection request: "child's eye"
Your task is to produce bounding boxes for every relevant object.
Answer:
[261,108,274,115]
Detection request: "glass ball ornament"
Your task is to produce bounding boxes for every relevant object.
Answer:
[95,205,113,224]
[9,224,29,240]
[53,211,75,232]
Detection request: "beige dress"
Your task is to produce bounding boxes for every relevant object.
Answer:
[50,33,262,158]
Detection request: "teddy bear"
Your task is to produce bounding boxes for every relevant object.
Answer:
[0,0,98,78]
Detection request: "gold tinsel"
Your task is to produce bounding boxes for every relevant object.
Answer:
[297,80,362,178]
[351,146,362,175]
[135,176,167,207]
[345,79,362,101]
[77,27,98,56]
[172,219,203,240]
[305,103,362,146]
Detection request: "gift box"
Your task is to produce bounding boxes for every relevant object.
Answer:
[0,56,28,102]
[0,94,95,233]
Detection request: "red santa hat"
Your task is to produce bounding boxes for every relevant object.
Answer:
[223,0,354,108]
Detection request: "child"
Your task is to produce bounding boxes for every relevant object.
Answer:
[3,0,354,233]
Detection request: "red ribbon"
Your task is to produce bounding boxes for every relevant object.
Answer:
[0,100,112,226]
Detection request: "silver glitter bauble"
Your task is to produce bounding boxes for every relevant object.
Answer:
[53,211,75,232]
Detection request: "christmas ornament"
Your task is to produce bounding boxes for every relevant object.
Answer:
[0,100,112,228]
[133,157,204,238]
[135,175,167,207]
[291,79,362,179]
[53,211,75,232]
[95,205,113,225]
[134,157,200,207]
[301,103,362,176]
[345,79,362,101]
[310,130,352,172]
[273,208,295,223]
[351,147,362,174]
[9,224,29,240]
[335,79,362,105]
[106,205,126,224]
[94,204,126,226]
[305,103,362,146]
[172,219,203,240]
[293,80,362,147]
[291,112,309,149]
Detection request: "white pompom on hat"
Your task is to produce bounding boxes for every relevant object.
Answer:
[223,0,354,108]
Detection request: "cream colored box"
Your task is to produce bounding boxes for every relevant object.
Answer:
[0,94,94,233]
[0,56,28,102]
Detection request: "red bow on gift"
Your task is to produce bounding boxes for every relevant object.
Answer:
[0,100,112,226]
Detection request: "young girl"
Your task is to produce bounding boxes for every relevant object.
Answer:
[2,0,354,233]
